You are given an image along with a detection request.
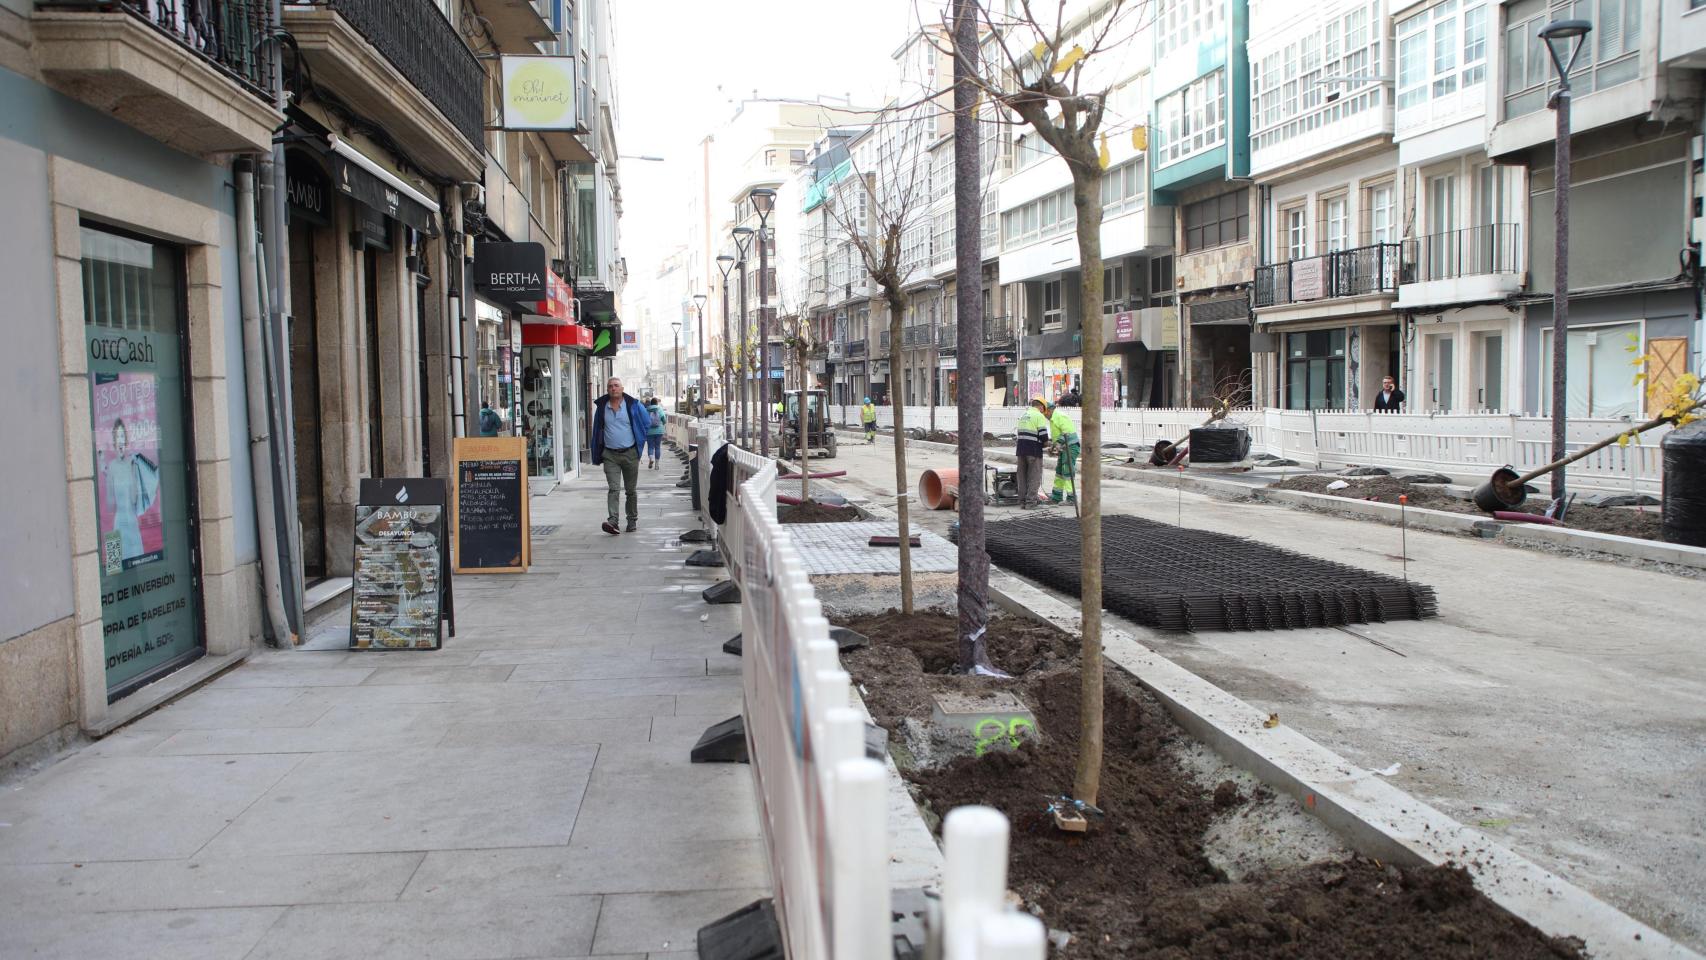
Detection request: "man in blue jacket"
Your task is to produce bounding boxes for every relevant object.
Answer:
[591,376,652,535]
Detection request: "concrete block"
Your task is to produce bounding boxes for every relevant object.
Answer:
[0,851,424,912]
[593,888,772,956]
[435,715,654,749]
[929,690,1036,757]
[6,903,284,960]
[243,895,602,960]
[401,838,770,900]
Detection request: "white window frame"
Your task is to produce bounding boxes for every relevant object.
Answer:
[1250,2,1384,152]
[1320,193,1349,253]
[1503,0,1642,120]
[1158,0,1221,59]
[1364,181,1396,244]
[1283,204,1308,261]
[1396,0,1489,113]
[1158,69,1226,167]
[1041,278,1064,330]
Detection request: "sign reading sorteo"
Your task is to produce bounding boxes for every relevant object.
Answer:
[473,242,548,301]
[501,56,578,131]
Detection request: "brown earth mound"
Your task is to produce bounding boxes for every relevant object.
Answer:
[778,500,861,524]
[1272,474,1660,541]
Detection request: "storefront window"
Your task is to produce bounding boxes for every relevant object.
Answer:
[522,346,558,479]
[81,225,203,699]
[1285,329,1347,410]
[1540,322,1642,417]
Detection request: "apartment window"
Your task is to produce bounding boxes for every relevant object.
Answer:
[790,149,807,164]
[1286,329,1347,410]
[1158,0,1221,58]
[1250,3,1384,152]
[1001,186,1076,248]
[1320,195,1349,253]
[1041,279,1064,329]
[1150,256,1176,306]
[1504,0,1641,119]
[1015,134,1058,170]
[1100,158,1145,216]
[1182,188,1248,253]
[1157,69,1226,167]
[1364,182,1396,244]
[764,149,777,165]
[1426,173,1458,236]
[1103,264,1127,315]
[933,211,954,263]
[1396,1,1489,112]
[1282,205,1308,261]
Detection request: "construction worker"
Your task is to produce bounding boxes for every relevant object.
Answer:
[1048,401,1080,504]
[1015,397,1051,508]
[861,397,878,443]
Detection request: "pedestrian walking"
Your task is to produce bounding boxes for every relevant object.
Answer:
[590,376,651,535]
[1048,401,1080,505]
[478,400,501,437]
[1015,397,1050,508]
[643,396,665,469]
[861,397,878,443]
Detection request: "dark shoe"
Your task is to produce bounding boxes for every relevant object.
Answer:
[602,520,620,535]
[625,519,638,532]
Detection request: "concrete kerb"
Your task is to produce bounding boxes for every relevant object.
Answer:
[984,572,1698,960]
[841,427,1706,575]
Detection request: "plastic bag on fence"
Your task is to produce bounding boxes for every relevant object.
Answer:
[1188,425,1251,463]
[708,443,732,525]
[1662,420,1706,547]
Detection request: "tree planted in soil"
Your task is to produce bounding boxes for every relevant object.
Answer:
[960,0,1150,806]
[780,311,818,503]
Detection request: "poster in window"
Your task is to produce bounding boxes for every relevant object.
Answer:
[91,371,165,575]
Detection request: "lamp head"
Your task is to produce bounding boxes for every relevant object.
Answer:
[731,226,755,259]
[1539,19,1592,82]
[716,254,735,265]
[749,187,777,217]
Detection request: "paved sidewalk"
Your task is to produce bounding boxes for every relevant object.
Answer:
[0,460,765,959]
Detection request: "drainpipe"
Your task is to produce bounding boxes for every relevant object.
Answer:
[448,184,469,441]
[238,160,294,646]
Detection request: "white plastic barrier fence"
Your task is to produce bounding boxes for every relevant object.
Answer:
[827,404,1667,491]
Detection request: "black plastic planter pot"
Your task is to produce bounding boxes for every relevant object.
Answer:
[1472,465,1528,513]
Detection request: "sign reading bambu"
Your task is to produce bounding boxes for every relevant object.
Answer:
[451,437,531,574]
[350,479,455,650]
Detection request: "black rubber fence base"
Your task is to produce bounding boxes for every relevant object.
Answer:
[691,715,749,763]
[697,898,781,960]
[685,550,725,567]
[722,634,742,655]
[680,529,714,543]
[829,626,868,652]
[702,580,741,604]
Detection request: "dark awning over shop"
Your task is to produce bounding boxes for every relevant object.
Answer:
[332,154,439,236]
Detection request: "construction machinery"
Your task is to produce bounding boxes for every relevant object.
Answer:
[780,389,837,460]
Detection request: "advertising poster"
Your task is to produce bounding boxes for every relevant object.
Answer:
[91,371,165,576]
[352,503,444,649]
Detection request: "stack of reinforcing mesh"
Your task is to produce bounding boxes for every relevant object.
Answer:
[986,514,1438,632]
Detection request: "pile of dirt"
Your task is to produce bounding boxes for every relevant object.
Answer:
[1272,473,1663,541]
[835,609,1588,959]
[920,430,959,444]
[778,500,860,524]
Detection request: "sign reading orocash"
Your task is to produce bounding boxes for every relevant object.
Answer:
[501,56,577,131]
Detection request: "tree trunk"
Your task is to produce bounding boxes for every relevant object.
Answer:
[798,336,810,503]
[886,290,915,614]
[1070,167,1106,808]
[951,0,991,673]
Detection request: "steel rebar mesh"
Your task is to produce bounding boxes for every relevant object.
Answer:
[987,514,1438,632]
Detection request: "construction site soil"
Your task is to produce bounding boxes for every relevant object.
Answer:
[839,609,1588,959]
[777,500,862,524]
[1270,474,1662,541]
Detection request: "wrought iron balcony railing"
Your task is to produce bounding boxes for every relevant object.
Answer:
[41,0,276,98]
[1402,223,1522,283]
[1253,243,1407,309]
[846,339,867,359]
[284,0,484,151]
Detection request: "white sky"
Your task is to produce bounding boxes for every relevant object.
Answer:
[611,0,926,283]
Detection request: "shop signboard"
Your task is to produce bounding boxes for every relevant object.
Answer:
[500,55,578,132]
[285,149,331,226]
[451,437,531,574]
[474,242,548,301]
[1113,311,1136,343]
[1290,258,1325,301]
[534,272,574,322]
[350,479,455,650]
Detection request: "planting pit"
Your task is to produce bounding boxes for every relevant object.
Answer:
[838,609,1587,959]
[1271,474,1662,541]
[778,500,862,524]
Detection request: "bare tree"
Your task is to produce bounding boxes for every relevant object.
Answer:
[960,0,1149,807]
[778,310,819,503]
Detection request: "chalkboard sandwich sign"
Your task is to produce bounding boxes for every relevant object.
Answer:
[451,437,532,574]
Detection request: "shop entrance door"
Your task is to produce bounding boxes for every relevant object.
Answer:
[287,219,327,580]
[81,225,205,700]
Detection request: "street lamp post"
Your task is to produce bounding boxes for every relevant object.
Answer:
[750,187,777,458]
[671,321,682,414]
[716,254,738,440]
[1540,18,1591,508]
[732,226,755,446]
[692,293,708,417]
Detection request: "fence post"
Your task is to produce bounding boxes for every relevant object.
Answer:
[942,806,1010,960]
[832,758,892,960]
[977,913,1047,960]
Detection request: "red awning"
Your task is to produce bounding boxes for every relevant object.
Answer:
[522,322,593,350]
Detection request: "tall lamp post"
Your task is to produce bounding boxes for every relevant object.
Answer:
[671,321,683,413]
[731,226,755,446]
[691,293,708,417]
[1540,19,1591,507]
[750,187,777,458]
[716,253,737,439]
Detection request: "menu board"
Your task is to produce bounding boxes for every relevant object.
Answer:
[351,479,453,650]
[452,437,531,574]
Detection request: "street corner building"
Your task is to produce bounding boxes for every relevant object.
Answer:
[0,0,625,769]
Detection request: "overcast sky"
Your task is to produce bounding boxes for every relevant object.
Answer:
[611,0,926,283]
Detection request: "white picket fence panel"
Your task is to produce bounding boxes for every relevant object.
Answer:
[825,404,1667,492]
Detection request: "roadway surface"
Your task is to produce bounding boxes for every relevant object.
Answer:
[812,431,1706,952]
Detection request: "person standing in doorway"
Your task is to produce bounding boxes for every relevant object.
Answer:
[643,396,665,469]
[478,400,501,437]
[591,377,651,535]
[861,397,878,444]
[1047,401,1080,505]
[1374,376,1406,412]
[1015,397,1051,509]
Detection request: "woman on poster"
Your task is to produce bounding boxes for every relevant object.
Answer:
[103,418,161,563]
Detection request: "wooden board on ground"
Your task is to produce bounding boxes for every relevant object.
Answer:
[451,437,531,574]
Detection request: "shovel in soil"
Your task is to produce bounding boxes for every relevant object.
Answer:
[1471,400,1706,513]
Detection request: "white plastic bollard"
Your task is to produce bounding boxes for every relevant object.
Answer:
[806,639,839,677]
[976,913,1047,960]
[831,758,890,960]
[824,706,866,775]
[942,806,1011,960]
[815,668,850,713]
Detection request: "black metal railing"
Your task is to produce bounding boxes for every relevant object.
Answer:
[847,339,867,359]
[42,0,276,98]
[903,325,931,347]
[1402,223,1521,283]
[284,0,484,151]
[984,316,1017,348]
[1253,243,1406,308]
[877,330,891,353]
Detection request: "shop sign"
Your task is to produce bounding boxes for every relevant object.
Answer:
[474,242,548,301]
[1161,307,1181,349]
[1290,258,1325,301]
[285,149,331,226]
[1113,311,1136,343]
[522,322,594,350]
[451,437,531,574]
[939,356,958,370]
[620,330,638,350]
[534,272,574,322]
[332,155,436,235]
[501,56,578,131]
[350,479,454,650]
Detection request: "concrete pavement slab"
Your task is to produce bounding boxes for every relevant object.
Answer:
[0,753,301,863]
[436,716,653,748]
[149,721,453,756]
[244,895,602,960]
[207,666,377,688]
[288,681,549,707]
[402,837,768,899]
[198,745,597,858]
[539,676,741,699]
[672,692,744,716]
[591,888,769,956]
[359,664,520,685]
[0,904,285,960]
[0,851,423,912]
[508,658,708,682]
